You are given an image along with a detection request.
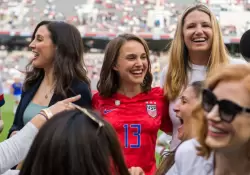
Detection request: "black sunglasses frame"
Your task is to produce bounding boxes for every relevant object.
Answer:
[202,89,250,123]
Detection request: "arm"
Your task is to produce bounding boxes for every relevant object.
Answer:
[0,95,81,174]
[0,122,38,174]
[8,112,22,138]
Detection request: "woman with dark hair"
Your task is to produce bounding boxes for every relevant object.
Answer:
[8,20,92,138]
[92,34,172,175]
[19,107,130,175]
[156,81,203,175]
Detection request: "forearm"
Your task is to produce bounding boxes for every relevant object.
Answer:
[0,122,38,173]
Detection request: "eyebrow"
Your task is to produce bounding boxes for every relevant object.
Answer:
[181,95,188,101]
[125,53,146,57]
[186,21,211,25]
[36,34,44,39]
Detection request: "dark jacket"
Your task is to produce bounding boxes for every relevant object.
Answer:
[8,77,92,138]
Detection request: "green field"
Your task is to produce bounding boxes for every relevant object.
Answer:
[1,95,14,141]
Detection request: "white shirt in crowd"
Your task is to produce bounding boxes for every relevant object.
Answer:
[160,58,246,150]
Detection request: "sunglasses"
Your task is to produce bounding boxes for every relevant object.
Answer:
[71,103,104,133]
[202,89,250,123]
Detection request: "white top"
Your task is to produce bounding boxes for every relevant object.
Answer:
[0,122,38,175]
[160,58,246,150]
[166,139,214,175]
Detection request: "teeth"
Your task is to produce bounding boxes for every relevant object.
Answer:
[132,70,142,74]
[193,38,206,42]
[209,126,225,133]
[32,52,39,57]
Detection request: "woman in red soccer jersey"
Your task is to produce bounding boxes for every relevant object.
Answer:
[92,34,172,175]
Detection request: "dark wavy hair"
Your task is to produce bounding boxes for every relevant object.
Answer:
[24,20,90,97]
[97,33,153,97]
[19,110,129,175]
[156,81,203,175]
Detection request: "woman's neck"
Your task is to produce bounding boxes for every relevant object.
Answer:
[43,66,54,87]
[117,84,142,98]
[214,147,250,175]
[189,51,210,65]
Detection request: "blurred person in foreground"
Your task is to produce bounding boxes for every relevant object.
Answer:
[19,107,130,175]
[0,95,81,175]
[8,20,92,138]
[169,64,250,174]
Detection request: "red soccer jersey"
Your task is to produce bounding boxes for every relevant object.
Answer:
[92,87,172,175]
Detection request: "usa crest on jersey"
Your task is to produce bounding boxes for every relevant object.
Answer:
[146,102,157,118]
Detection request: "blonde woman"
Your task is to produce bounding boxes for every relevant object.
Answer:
[171,64,250,175]
[160,4,246,149]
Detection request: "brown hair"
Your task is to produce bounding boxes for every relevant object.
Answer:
[156,81,203,175]
[19,109,129,175]
[97,33,153,97]
[24,21,90,97]
[195,64,250,158]
[164,4,229,101]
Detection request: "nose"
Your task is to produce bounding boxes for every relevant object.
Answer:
[194,25,203,35]
[206,105,221,122]
[135,57,143,67]
[173,99,181,113]
[29,40,35,49]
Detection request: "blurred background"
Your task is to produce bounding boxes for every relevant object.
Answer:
[0,0,249,142]
[1,0,249,92]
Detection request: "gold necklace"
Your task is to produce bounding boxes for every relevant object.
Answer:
[44,87,54,99]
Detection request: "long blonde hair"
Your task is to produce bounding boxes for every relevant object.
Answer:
[195,64,250,159]
[164,4,229,101]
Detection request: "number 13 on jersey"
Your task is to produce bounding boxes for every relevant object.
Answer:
[123,124,141,148]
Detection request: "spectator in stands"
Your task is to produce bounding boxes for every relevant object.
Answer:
[8,21,92,138]
[0,78,5,133]
[10,76,23,114]
[160,4,246,151]
[0,95,80,175]
[19,107,130,175]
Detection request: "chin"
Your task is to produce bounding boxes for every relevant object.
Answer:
[32,62,44,69]
[205,136,229,150]
[192,47,210,52]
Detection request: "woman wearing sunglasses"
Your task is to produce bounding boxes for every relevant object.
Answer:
[170,64,250,175]
[92,34,172,175]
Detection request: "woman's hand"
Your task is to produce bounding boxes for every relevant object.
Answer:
[31,95,81,129]
[128,167,145,175]
[47,95,81,117]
